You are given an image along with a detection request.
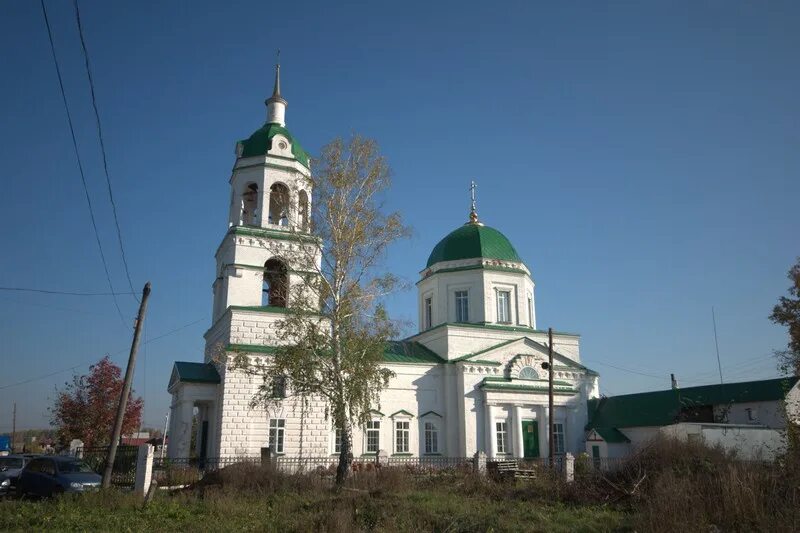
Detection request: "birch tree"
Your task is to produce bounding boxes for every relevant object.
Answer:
[231,135,410,485]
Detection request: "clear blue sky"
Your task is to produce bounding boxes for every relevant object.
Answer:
[1,1,798,430]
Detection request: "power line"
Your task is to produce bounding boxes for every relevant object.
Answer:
[0,317,206,391]
[582,358,669,381]
[0,287,135,296]
[39,0,127,327]
[72,0,138,303]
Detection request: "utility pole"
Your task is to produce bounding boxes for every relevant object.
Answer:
[11,403,16,453]
[160,412,169,461]
[102,282,151,488]
[547,327,554,460]
[712,306,724,385]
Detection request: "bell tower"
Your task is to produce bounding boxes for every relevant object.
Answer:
[208,61,319,335]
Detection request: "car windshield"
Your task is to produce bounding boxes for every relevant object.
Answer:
[57,460,94,473]
[0,458,24,470]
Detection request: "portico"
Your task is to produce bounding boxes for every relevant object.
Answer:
[166,362,221,459]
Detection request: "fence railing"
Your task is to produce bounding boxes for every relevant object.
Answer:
[73,446,631,489]
[79,445,139,487]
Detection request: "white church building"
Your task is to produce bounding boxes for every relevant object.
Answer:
[167,66,601,461]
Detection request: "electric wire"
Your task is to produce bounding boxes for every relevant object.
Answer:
[72,0,138,302]
[581,358,669,381]
[39,0,127,326]
[0,317,206,391]
[0,287,135,296]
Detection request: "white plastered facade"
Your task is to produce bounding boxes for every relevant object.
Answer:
[167,82,600,460]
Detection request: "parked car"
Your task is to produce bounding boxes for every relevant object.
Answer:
[17,456,101,497]
[0,454,36,497]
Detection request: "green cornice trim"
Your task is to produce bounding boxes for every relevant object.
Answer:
[369,409,385,417]
[419,411,442,418]
[465,359,503,366]
[389,409,414,418]
[230,305,291,314]
[553,364,599,376]
[229,225,319,243]
[482,376,573,386]
[481,383,579,395]
[479,376,578,394]
[392,453,414,456]
[227,343,278,354]
[227,263,318,276]
[418,264,528,284]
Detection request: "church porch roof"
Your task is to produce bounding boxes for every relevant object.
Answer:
[170,362,221,387]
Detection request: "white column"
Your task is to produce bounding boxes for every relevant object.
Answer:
[512,405,524,458]
[485,403,496,458]
[172,401,195,459]
[538,405,549,459]
[195,404,208,458]
[261,189,271,227]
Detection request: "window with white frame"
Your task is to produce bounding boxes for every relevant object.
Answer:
[496,420,508,454]
[424,421,439,454]
[395,420,410,453]
[268,419,285,453]
[366,420,380,453]
[497,290,511,323]
[424,297,432,329]
[455,290,469,322]
[553,423,565,454]
[333,428,343,454]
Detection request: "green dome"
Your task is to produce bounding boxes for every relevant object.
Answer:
[238,122,310,168]
[426,223,523,268]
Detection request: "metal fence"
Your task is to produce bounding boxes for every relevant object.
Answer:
[73,447,632,489]
[79,446,139,487]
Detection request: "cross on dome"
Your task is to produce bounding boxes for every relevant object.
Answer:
[468,180,481,225]
[265,51,287,125]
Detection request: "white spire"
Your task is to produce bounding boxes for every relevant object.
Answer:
[265,51,287,126]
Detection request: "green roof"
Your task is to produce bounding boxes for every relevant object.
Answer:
[587,377,799,430]
[173,362,221,384]
[383,341,445,364]
[228,340,444,364]
[592,427,630,443]
[426,224,523,268]
[238,122,310,168]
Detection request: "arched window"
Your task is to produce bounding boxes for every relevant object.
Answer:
[518,366,539,380]
[241,183,259,225]
[298,190,309,232]
[268,183,290,226]
[263,258,288,307]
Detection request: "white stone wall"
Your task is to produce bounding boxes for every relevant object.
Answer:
[714,400,787,428]
[661,423,787,460]
[215,356,330,458]
[416,258,536,334]
[412,324,581,362]
[204,308,285,362]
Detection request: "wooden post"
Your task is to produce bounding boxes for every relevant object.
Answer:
[548,327,554,460]
[102,282,151,488]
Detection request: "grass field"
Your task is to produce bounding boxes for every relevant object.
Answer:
[0,482,629,532]
[2,438,799,532]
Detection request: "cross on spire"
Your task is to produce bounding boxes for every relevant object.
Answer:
[469,180,479,224]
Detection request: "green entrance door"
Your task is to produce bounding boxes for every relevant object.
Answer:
[521,420,539,458]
